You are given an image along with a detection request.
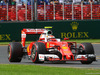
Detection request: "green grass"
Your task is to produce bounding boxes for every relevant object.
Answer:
[0,39,100,45]
[0,64,100,75]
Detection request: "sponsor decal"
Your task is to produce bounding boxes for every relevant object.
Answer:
[0,34,11,40]
[39,54,44,61]
[61,32,89,38]
[26,29,45,32]
[22,34,26,38]
[61,22,89,39]
[50,44,55,47]
[71,22,79,31]
[62,46,68,49]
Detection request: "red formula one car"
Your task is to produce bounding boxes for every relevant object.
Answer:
[8,27,96,64]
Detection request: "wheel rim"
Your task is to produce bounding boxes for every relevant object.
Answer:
[31,46,36,59]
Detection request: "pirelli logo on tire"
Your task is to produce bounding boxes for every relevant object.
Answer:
[61,22,89,39]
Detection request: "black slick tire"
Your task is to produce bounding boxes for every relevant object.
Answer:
[31,42,46,63]
[8,42,23,62]
[79,43,94,64]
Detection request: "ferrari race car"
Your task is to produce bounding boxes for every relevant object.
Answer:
[8,27,96,64]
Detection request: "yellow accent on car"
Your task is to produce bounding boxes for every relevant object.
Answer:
[62,46,68,49]
[47,43,49,48]
[27,46,30,53]
[44,27,52,29]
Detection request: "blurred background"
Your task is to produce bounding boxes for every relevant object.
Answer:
[0,0,100,21]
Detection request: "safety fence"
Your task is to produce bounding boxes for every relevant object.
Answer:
[0,4,34,21]
[0,3,100,21]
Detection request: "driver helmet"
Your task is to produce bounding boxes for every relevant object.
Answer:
[39,30,55,39]
[47,30,55,38]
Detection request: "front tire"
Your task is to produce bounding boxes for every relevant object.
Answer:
[31,42,46,63]
[8,42,23,62]
[81,58,93,64]
[79,43,94,64]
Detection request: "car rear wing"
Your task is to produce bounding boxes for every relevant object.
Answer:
[21,29,47,47]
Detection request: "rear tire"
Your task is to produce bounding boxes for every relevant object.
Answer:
[79,43,94,64]
[31,42,46,63]
[8,42,23,62]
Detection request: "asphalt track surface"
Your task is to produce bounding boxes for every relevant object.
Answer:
[0,44,100,68]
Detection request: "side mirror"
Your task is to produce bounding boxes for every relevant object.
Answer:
[64,38,69,40]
